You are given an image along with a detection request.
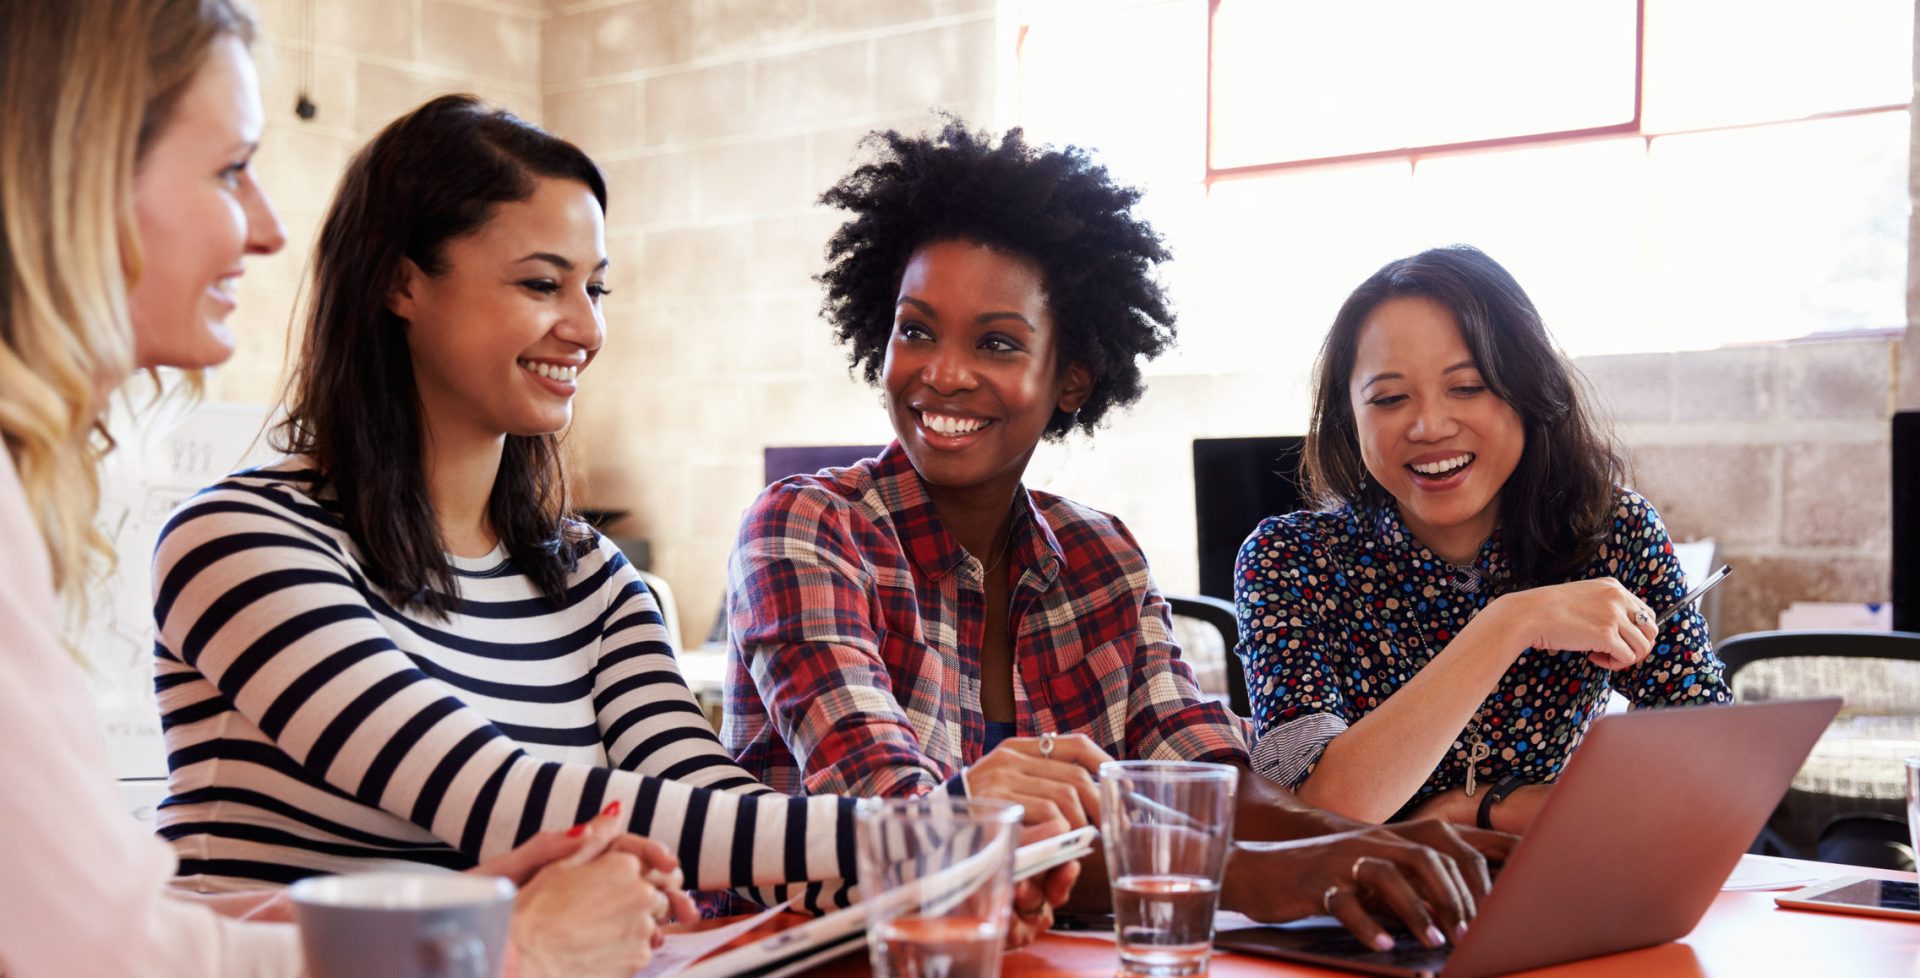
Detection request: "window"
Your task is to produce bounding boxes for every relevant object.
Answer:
[1209,1,1639,170]
[1012,0,1912,359]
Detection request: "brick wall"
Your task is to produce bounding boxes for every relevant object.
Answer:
[218,0,545,404]
[212,1,1913,645]
[1580,337,1898,636]
[542,2,1913,643]
[544,0,998,639]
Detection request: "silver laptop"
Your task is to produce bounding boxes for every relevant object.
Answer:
[1215,697,1842,978]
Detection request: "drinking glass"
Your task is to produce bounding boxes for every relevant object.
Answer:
[1099,761,1237,978]
[855,797,1022,978]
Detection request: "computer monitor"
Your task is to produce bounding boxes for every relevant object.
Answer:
[1893,412,1918,632]
[1191,436,1308,602]
[762,445,887,486]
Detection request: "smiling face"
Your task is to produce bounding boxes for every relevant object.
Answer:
[882,239,1089,499]
[128,34,285,370]
[389,176,608,443]
[1349,296,1525,562]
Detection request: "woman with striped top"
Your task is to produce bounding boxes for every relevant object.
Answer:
[152,95,1074,938]
[3,3,671,975]
[151,94,861,914]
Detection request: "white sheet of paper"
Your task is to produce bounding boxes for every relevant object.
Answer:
[634,900,794,978]
[1721,853,1828,892]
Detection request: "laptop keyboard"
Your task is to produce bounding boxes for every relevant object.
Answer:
[1228,926,1451,972]
[1269,931,1453,972]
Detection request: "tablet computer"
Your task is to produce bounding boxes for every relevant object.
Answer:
[1775,877,1920,923]
[679,826,1098,978]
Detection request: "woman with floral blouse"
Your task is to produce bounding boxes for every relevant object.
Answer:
[1236,245,1731,833]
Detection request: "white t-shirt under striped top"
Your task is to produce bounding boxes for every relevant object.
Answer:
[151,459,853,911]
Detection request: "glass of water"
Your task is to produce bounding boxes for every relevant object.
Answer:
[1099,761,1237,978]
[855,797,1022,978]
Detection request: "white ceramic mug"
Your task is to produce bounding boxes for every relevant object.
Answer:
[291,872,515,978]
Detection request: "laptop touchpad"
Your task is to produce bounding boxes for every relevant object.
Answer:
[1217,925,1452,978]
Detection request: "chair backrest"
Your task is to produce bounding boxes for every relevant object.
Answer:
[636,569,684,654]
[1714,629,1920,806]
[1716,629,1920,713]
[1166,593,1249,717]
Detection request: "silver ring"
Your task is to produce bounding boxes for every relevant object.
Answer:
[1322,884,1341,914]
[1351,856,1369,881]
[1632,608,1653,625]
[1038,732,1056,759]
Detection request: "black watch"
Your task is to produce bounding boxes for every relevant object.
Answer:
[1475,775,1527,830]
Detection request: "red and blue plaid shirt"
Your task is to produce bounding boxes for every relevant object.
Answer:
[721,443,1250,800]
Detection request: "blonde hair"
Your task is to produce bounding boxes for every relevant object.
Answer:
[0,0,255,596]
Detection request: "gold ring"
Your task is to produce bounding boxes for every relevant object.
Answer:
[1322,884,1341,914]
[1351,856,1369,881]
[1016,895,1049,919]
[1038,732,1056,759]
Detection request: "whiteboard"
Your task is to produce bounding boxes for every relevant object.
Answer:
[80,400,277,779]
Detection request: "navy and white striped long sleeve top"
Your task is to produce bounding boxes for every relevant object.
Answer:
[151,460,854,911]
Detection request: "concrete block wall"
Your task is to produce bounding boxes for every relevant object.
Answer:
[543,0,999,640]
[544,2,1909,645]
[204,1,1912,648]
[1578,336,1899,638]
[218,0,546,405]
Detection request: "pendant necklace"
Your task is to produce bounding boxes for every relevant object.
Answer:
[1463,720,1493,796]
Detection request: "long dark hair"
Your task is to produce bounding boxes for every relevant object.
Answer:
[275,94,607,614]
[1302,245,1624,586]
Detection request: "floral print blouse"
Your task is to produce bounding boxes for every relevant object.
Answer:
[1234,488,1730,815]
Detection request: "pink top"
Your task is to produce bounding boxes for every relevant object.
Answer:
[0,450,299,977]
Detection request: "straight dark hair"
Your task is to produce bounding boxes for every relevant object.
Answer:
[1302,245,1625,587]
[275,94,607,614]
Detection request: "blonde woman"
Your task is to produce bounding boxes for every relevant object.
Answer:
[0,1,672,975]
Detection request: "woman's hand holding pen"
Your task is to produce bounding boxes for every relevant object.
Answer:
[1478,577,1658,671]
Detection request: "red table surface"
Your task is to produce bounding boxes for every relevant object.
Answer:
[746,860,1919,978]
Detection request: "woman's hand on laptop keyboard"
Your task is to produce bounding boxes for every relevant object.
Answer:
[1379,816,1513,898]
[1222,830,1477,951]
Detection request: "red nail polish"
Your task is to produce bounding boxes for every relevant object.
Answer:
[601,800,621,819]
[566,822,587,838]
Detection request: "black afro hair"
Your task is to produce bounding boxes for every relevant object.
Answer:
[817,118,1175,439]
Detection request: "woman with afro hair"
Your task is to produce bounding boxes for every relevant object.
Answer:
[721,120,1505,947]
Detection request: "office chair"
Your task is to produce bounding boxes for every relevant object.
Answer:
[1716,629,1920,870]
[1167,593,1250,717]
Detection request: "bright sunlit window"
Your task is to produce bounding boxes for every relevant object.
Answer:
[1011,0,1912,362]
[1209,1,1639,169]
